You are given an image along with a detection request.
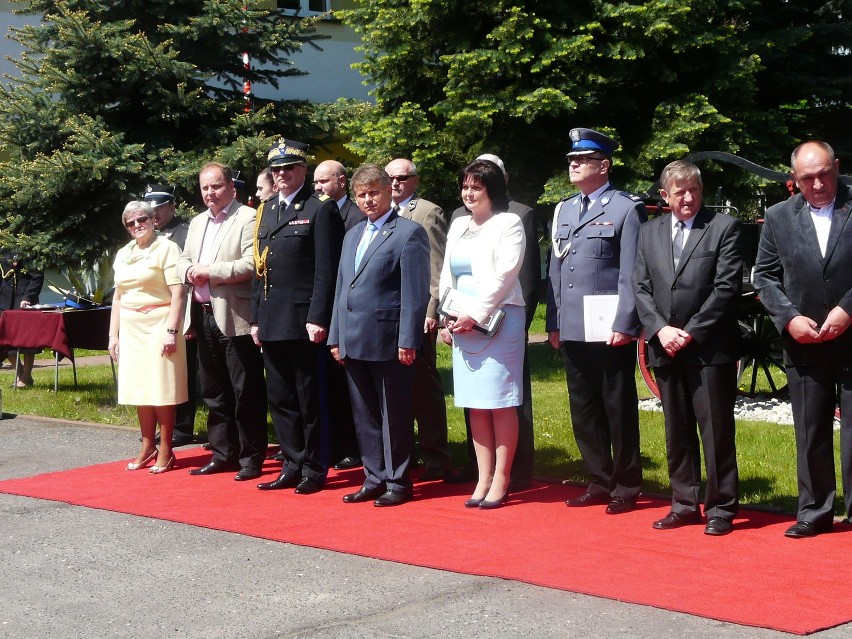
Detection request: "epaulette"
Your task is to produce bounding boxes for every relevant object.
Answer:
[619,191,643,202]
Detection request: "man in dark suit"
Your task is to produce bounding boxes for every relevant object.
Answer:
[383,157,454,481]
[754,140,852,538]
[313,159,364,471]
[177,163,268,481]
[328,164,430,506]
[145,183,198,447]
[450,153,540,489]
[314,160,366,232]
[250,139,345,495]
[546,128,646,514]
[634,160,743,535]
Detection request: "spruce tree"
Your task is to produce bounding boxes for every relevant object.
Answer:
[0,0,324,268]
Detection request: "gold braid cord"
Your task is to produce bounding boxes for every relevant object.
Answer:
[252,201,270,298]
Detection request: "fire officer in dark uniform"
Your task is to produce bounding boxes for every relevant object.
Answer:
[250,139,345,495]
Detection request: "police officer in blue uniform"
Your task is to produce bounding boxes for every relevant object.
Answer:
[546,128,647,514]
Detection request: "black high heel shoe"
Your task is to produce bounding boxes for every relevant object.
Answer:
[478,491,509,510]
[464,497,484,508]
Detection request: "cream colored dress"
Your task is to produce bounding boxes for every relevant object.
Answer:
[113,237,188,406]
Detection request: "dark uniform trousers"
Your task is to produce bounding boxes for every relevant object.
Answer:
[197,307,268,470]
[655,361,739,519]
[174,334,199,438]
[263,339,330,482]
[561,340,642,500]
[327,350,360,463]
[413,330,452,471]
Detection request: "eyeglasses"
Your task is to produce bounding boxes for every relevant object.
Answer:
[125,216,151,228]
[389,174,415,182]
[570,156,606,165]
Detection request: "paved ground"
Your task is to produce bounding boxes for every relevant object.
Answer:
[2,415,850,638]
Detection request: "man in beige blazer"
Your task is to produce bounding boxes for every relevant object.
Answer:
[385,158,455,481]
[177,162,268,480]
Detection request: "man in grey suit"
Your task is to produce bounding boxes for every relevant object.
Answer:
[546,128,646,514]
[385,157,454,481]
[177,162,268,481]
[754,140,852,538]
[634,160,743,535]
[329,164,430,506]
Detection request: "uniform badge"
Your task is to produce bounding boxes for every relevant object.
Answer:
[570,129,581,142]
[295,202,304,211]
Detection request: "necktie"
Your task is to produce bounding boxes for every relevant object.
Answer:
[354,223,377,270]
[579,195,590,221]
[673,220,685,269]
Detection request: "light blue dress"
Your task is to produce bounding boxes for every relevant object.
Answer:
[449,233,525,409]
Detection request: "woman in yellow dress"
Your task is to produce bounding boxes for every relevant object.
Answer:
[109,201,188,474]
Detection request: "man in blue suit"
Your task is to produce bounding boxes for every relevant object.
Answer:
[328,164,431,507]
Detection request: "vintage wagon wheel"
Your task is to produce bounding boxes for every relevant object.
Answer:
[637,337,660,399]
[736,305,789,398]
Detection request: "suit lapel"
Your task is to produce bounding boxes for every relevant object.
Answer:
[674,207,711,278]
[793,198,826,263]
[823,186,851,264]
[354,212,397,278]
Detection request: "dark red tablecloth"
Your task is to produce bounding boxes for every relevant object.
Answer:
[0,307,111,360]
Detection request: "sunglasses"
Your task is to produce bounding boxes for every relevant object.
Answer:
[271,165,299,172]
[125,216,151,228]
[389,174,415,182]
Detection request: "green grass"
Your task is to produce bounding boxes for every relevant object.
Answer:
[2,332,843,516]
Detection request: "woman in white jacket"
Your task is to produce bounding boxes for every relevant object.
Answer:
[439,159,526,509]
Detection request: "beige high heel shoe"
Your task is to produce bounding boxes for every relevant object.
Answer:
[150,454,176,474]
[126,448,158,471]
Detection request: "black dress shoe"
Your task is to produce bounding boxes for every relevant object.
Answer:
[605,496,637,515]
[234,467,262,481]
[257,471,300,491]
[374,489,412,507]
[419,467,447,482]
[333,456,362,470]
[188,461,239,476]
[267,451,286,462]
[343,485,386,503]
[444,468,474,485]
[652,510,703,530]
[170,433,197,448]
[704,516,734,536]
[784,520,830,538]
[565,491,610,507]
[294,477,324,495]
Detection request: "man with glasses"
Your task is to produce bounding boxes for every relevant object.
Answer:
[546,128,647,515]
[143,183,198,448]
[251,139,345,495]
[384,158,455,482]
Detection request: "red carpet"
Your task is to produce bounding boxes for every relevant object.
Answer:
[1,449,850,635]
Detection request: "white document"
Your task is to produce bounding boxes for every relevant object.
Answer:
[583,294,619,342]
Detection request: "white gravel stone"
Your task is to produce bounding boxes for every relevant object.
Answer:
[639,395,841,428]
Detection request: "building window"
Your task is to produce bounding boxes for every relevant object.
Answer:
[277,0,328,13]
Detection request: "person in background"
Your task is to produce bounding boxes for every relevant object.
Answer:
[0,250,44,387]
[109,200,188,474]
[634,160,742,535]
[313,159,364,471]
[439,159,526,509]
[754,140,852,538]
[385,157,455,482]
[256,168,278,203]
[145,183,198,447]
[546,127,646,515]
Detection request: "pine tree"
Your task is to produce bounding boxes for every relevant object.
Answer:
[0,0,325,268]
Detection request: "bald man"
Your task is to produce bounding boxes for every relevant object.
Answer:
[314,160,365,232]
